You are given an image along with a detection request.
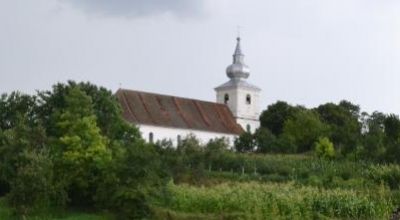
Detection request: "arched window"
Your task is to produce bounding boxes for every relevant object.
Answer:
[246,124,251,132]
[224,94,229,104]
[246,94,251,104]
[149,132,154,144]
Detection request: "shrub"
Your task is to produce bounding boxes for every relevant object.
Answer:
[367,164,400,190]
[314,137,335,159]
[7,148,62,216]
[234,132,255,153]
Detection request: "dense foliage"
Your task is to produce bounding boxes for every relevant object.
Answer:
[238,100,400,163]
[0,81,164,219]
[2,82,400,219]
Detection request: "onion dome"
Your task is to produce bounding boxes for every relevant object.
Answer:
[226,37,250,80]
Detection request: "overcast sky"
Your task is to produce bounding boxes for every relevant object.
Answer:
[1,0,400,114]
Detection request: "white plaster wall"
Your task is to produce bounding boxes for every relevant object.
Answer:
[237,118,260,133]
[216,85,261,133]
[138,124,238,147]
[216,89,239,116]
[236,88,260,120]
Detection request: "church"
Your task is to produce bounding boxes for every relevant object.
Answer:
[116,37,261,146]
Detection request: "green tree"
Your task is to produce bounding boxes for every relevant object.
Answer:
[0,92,37,130]
[0,114,60,215]
[234,132,255,153]
[0,82,165,218]
[360,112,386,160]
[205,138,229,171]
[259,101,302,136]
[383,114,400,162]
[384,114,400,143]
[339,100,360,118]
[177,135,205,177]
[37,81,141,143]
[254,128,277,153]
[283,110,328,152]
[97,141,165,219]
[53,86,111,206]
[7,148,57,216]
[316,101,361,154]
[0,114,48,195]
[314,137,335,159]
[205,138,228,157]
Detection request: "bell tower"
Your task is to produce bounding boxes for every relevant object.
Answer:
[215,37,261,133]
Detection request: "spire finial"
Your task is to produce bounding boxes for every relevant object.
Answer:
[237,25,241,40]
[226,35,250,80]
[233,34,243,59]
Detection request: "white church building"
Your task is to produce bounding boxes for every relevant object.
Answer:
[116,37,261,146]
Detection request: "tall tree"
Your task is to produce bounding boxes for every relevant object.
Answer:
[283,109,328,152]
[0,92,37,130]
[37,81,141,143]
[383,114,400,162]
[259,101,302,136]
[316,101,361,154]
[384,114,400,143]
[53,86,111,206]
[360,112,386,160]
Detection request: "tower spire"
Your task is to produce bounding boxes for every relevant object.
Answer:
[226,36,250,80]
[233,37,244,64]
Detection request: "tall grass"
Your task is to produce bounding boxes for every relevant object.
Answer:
[160,181,394,219]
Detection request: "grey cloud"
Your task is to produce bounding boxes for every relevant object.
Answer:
[62,0,204,17]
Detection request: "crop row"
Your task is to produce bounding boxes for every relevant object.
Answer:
[160,181,394,219]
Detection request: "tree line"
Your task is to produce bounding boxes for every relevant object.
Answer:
[235,100,400,162]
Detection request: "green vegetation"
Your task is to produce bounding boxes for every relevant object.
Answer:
[314,137,335,159]
[160,181,392,219]
[1,81,400,219]
[0,81,164,219]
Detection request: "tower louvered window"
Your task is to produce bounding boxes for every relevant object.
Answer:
[224,94,229,104]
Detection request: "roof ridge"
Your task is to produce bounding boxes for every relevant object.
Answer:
[119,88,227,106]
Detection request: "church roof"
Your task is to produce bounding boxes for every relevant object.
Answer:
[116,89,244,135]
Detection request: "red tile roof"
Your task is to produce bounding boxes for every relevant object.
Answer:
[116,89,244,135]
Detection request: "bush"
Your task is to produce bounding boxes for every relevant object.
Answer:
[254,128,277,153]
[314,137,335,159]
[367,164,400,190]
[97,141,166,219]
[7,148,62,216]
[234,132,255,153]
